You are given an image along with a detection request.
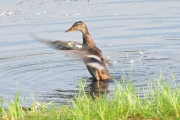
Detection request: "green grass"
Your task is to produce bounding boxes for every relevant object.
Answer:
[0,73,180,120]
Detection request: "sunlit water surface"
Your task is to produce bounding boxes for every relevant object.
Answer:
[0,0,180,106]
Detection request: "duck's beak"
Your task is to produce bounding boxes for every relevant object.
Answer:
[65,26,75,33]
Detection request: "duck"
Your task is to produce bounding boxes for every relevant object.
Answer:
[31,21,111,81]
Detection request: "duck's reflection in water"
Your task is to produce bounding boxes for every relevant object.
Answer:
[41,78,113,103]
[85,77,111,99]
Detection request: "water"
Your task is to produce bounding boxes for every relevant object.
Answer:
[0,0,180,106]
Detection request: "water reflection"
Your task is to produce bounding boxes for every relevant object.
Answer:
[41,78,111,103]
[86,78,110,99]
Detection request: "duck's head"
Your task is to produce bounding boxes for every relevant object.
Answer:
[65,21,89,34]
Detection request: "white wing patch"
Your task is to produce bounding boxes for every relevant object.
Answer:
[86,62,105,70]
[86,55,102,62]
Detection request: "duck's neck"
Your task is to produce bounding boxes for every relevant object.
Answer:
[81,26,89,35]
[82,27,96,49]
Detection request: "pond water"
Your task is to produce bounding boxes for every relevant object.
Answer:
[0,0,180,106]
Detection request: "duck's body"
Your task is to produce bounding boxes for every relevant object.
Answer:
[31,21,111,81]
[65,21,111,80]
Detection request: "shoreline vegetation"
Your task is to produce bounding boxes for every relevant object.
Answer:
[0,73,180,120]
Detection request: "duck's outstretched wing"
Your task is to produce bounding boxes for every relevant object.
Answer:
[30,34,106,70]
[30,34,83,50]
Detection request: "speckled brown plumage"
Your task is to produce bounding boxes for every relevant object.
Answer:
[32,21,112,81]
[66,21,111,80]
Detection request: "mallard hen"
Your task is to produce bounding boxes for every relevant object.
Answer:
[31,21,111,80]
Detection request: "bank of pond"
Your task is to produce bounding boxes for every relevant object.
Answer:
[0,73,180,120]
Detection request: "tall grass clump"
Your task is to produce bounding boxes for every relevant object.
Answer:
[112,73,180,119]
[8,92,26,119]
[0,73,180,120]
[59,73,180,120]
[0,97,6,116]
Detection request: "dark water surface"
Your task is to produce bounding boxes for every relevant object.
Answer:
[0,0,180,106]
